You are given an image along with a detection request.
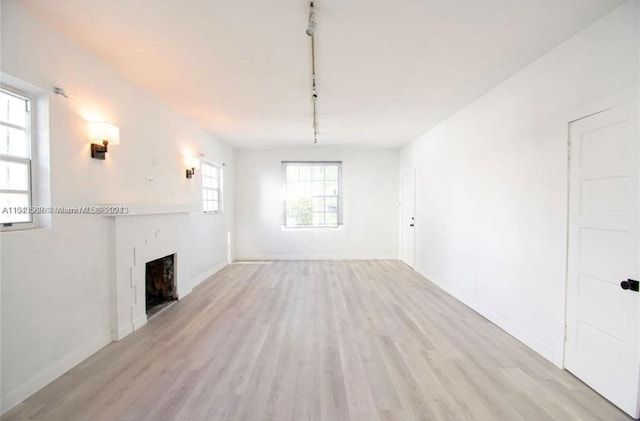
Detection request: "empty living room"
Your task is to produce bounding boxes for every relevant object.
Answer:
[1,0,639,420]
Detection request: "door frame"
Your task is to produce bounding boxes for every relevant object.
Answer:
[400,169,416,268]
[561,86,640,368]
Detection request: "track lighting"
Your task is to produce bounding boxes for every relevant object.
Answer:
[306,2,316,36]
[306,1,319,144]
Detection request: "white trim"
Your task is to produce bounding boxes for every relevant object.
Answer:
[201,160,222,213]
[280,224,343,231]
[234,255,399,261]
[561,87,640,369]
[282,161,343,228]
[0,332,112,415]
[0,86,34,231]
[98,203,196,216]
[564,85,640,124]
[115,324,133,341]
[132,313,148,332]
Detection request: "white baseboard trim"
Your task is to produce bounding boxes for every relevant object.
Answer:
[1,332,112,415]
[177,286,194,300]
[234,255,399,261]
[132,313,147,331]
[114,323,133,341]
[190,260,229,289]
[415,268,557,366]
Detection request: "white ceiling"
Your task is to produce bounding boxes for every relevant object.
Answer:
[21,0,626,148]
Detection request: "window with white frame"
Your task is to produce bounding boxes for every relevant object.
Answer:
[283,161,341,228]
[0,87,33,228]
[202,161,222,213]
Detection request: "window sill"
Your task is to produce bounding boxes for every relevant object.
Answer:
[1,222,38,232]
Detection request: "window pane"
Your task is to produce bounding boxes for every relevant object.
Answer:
[325,165,338,180]
[325,212,338,226]
[312,165,324,180]
[311,197,324,211]
[0,125,28,157]
[299,181,311,198]
[0,192,30,223]
[0,92,28,128]
[312,181,324,196]
[212,200,219,212]
[289,197,311,225]
[299,165,312,180]
[286,165,298,181]
[325,197,337,212]
[312,212,324,226]
[287,181,299,196]
[0,160,29,190]
[325,181,338,196]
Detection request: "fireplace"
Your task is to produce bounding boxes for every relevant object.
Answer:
[145,253,177,317]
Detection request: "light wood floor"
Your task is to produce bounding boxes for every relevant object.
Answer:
[3,260,631,421]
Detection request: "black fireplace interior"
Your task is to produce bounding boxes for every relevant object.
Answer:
[145,254,177,316]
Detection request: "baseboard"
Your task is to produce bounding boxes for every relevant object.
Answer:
[114,323,133,341]
[1,332,112,415]
[132,313,147,331]
[190,259,229,289]
[234,255,399,261]
[415,268,557,366]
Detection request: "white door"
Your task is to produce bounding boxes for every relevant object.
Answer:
[401,171,416,268]
[565,100,639,418]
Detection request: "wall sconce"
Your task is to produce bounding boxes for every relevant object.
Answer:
[185,155,200,179]
[89,122,120,160]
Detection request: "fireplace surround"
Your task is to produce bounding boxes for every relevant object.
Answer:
[105,204,193,340]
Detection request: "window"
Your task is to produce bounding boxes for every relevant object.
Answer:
[283,161,341,228]
[202,161,222,213]
[0,87,33,228]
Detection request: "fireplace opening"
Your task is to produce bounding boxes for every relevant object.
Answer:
[145,253,177,318]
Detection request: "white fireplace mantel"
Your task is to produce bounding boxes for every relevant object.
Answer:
[105,204,195,340]
[100,203,197,216]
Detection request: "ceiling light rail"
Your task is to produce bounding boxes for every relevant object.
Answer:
[306,1,318,144]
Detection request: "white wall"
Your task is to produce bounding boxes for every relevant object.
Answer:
[0,0,234,413]
[399,0,639,366]
[235,147,398,260]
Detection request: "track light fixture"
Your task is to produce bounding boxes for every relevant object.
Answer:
[306,2,316,36]
[306,1,319,144]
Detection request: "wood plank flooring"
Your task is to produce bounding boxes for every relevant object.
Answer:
[2,260,631,420]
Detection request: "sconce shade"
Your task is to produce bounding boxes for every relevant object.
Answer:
[185,155,200,170]
[89,122,120,145]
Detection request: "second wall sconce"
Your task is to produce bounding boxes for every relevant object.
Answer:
[89,122,120,160]
[185,155,200,179]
